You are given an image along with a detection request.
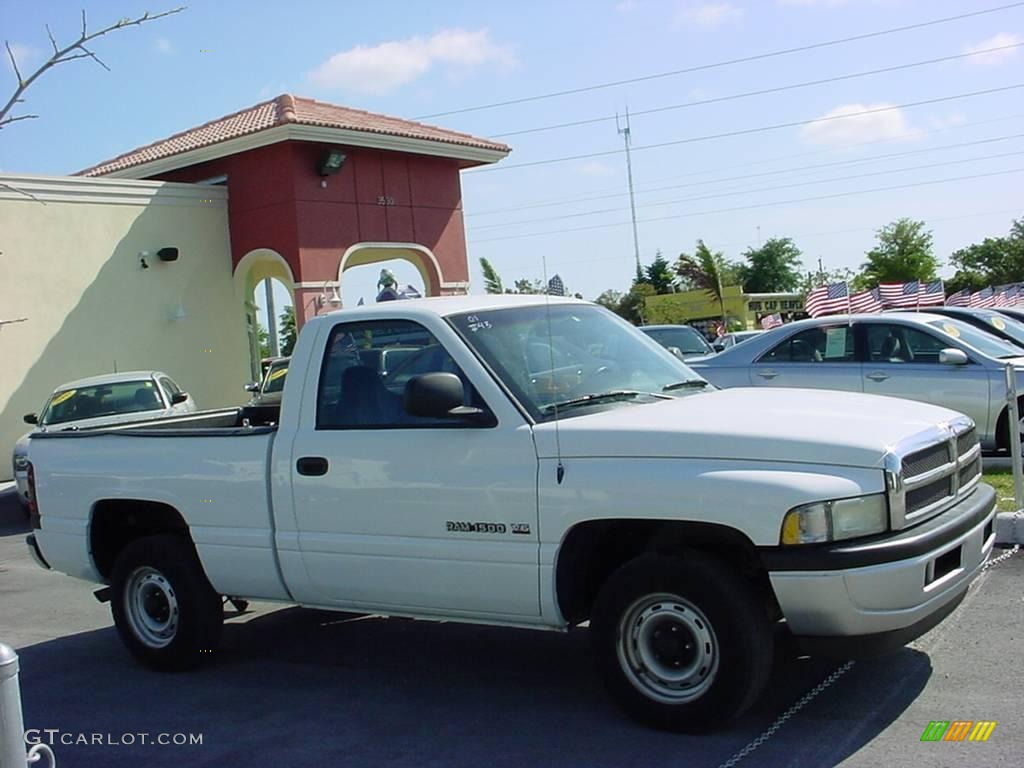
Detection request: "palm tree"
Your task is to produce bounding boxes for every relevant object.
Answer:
[676,240,729,328]
[479,258,504,294]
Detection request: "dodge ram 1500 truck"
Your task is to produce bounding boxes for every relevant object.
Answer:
[25,295,996,732]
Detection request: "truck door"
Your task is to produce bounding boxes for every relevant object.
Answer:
[287,318,541,618]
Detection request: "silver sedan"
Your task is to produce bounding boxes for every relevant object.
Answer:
[688,312,1024,451]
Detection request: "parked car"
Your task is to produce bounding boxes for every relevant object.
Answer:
[12,371,195,509]
[690,312,1024,450]
[995,307,1024,325]
[713,330,764,352]
[639,324,716,360]
[26,296,994,732]
[245,357,290,406]
[909,306,1024,351]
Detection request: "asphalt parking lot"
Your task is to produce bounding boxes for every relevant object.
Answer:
[1,483,1021,768]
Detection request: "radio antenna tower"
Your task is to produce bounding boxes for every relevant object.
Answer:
[616,108,642,278]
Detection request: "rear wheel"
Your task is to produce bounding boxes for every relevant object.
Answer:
[110,535,223,671]
[591,552,773,732]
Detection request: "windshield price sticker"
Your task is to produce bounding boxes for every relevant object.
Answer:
[991,317,1007,331]
[465,314,492,333]
[50,390,76,406]
[943,323,961,338]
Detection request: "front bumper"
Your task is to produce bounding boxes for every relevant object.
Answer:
[761,483,996,658]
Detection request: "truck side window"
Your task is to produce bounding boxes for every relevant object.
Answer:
[316,320,485,429]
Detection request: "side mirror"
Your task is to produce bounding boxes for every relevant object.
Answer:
[170,392,189,405]
[244,382,260,393]
[667,346,685,360]
[939,348,969,365]
[403,373,492,424]
[23,413,38,425]
[712,343,725,352]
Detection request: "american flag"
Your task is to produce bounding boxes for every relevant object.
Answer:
[805,281,849,317]
[849,287,883,314]
[945,288,970,307]
[547,274,565,296]
[992,286,1019,307]
[918,280,945,307]
[760,313,783,329]
[970,287,995,308]
[879,281,921,308]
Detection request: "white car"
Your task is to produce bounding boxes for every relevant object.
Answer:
[25,297,993,732]
[12,371,195,508]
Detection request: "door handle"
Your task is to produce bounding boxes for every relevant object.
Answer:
[296,456,329,476]
[756,370,779,379]
[866,372,889,382]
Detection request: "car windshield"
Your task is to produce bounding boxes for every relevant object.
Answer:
[40,380,163,426]
[924,318,1024,359]
[975,311,1024,348]
[644,327,714,355]
[262,360,290,394]
[449,304,708,421]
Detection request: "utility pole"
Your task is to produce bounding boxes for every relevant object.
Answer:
[617,108,642,278]
[264,279,279,358]
[817,257,825,284]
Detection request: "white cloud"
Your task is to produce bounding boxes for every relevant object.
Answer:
[4,43,38,73]
[801,103,922,148]
[675,3,743,28]
[578,161,616,176]
[155,37,173,54]
[962,32,1023,66]
[308,29,514,95]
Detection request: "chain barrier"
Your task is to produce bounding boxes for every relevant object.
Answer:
[715,660,855,768]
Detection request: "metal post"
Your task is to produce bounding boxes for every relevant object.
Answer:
[264,279,280,359]
[616,109,642,278]
[1004,364,1024,511]
[0,643,27,768]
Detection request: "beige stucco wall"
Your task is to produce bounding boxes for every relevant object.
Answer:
[0,174,250,480]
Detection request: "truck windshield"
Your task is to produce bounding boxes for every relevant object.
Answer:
[449,304,709,421]
[40,380,163,426]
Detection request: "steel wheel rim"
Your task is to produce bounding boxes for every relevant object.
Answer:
[125,566,179,649]
[616,593,719,704]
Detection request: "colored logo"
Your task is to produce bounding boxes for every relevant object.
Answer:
[920,721,996,742]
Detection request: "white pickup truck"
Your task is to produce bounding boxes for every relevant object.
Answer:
[25,295,995,732]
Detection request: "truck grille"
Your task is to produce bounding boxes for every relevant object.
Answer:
[889,418,980,529]
[902,443,951,477]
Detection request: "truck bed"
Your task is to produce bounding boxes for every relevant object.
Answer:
[31,405,280,439]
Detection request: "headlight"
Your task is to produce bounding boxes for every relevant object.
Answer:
[13,453,29,471]
[781,494,888,545]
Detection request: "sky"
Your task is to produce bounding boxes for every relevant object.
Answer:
[2,0,1023,323]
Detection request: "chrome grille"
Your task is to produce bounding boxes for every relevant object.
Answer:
[957,428,979,458]
[906,477,953,515]
[902,443,952,477]
[958,456,981,488]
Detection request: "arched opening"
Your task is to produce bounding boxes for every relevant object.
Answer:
[338,243,443,307]
[234,249,296,380]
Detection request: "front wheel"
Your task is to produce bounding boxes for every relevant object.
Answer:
[591,552,773,732]
[110,535,223,671]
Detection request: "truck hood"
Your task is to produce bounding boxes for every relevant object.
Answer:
[532,387,964,469]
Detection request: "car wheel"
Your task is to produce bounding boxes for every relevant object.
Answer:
[110,534,223,671]
[591,551,773,732]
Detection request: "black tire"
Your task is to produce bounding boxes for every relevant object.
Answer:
[591,551,773,732]
[110,534,223,671]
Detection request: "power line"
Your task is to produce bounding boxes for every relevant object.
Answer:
[415,1,1024,120]
[469,84,1024,174]
[469,167,1024,244]
[491,42,1024,139]
[468,131,1024,217]
[470,149,1024,231]
[500,208,1023,273]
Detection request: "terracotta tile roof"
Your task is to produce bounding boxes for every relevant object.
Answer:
[77,94,510,176]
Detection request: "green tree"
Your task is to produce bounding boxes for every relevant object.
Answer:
[479,257,504,294]
[256,325,270,360]
[278,305,297,357]
[595,289,624,310]
[947,218,1024,292]
[509,278,544,294]
[739,237,803,293]
[643,251,677,294]
[675,240,732,327]
[616,281,656,325]
[859,218,939,285]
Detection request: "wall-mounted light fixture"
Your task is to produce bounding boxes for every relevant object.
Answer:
[317,148,347,177]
